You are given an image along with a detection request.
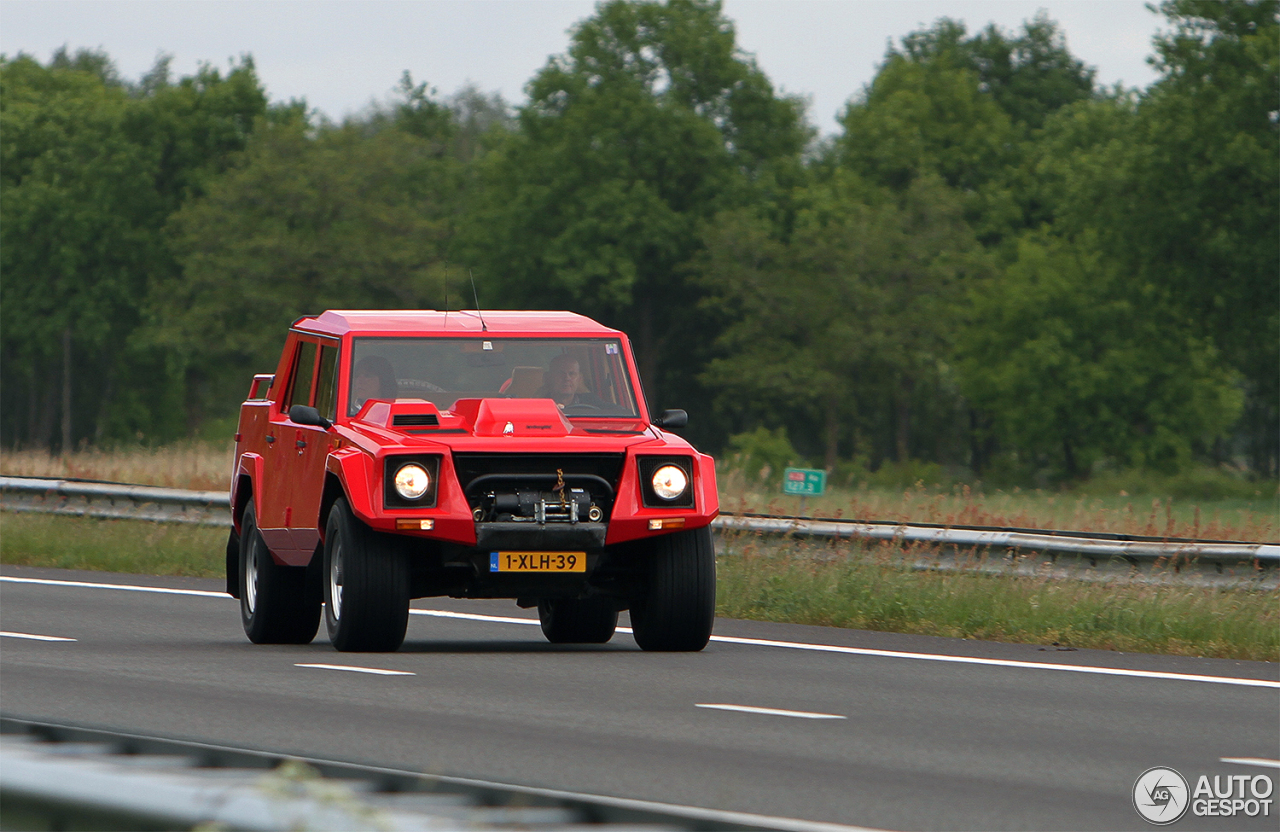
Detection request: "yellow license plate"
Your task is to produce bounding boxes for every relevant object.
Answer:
[489,551,586,573]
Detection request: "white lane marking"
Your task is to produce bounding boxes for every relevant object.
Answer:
[696,703,846,720]
[705,634,1280,690]
[1221,757,1280,769]
[0,630,76,642]
[296,663,415,676]
[411,608,638,633]
[1,576,226,598]
[415,609,1278,690]
[7,577,1277,690]
[411,609,540,626]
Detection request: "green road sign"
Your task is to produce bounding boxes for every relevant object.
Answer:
[782,467,826,496]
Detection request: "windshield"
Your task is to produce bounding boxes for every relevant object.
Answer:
[348,337,640,418]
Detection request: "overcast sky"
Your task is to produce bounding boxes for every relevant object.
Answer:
[2,1,1168,133]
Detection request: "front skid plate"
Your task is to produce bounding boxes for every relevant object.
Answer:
[474,521,606,551]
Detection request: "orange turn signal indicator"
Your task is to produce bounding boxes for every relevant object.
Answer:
[396,518,434,530]
[647,517,686,530]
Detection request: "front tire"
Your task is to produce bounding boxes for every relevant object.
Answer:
[629,526,716,652]
[239,502,320,644]
[324,497,410,652]
[538,598,618,644]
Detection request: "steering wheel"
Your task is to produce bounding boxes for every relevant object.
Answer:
[562,404,602,415]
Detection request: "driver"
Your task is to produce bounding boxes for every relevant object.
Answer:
[538,354,606,409]
[351,356,397,412]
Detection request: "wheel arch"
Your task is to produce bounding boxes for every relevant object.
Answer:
[319,471,347,544]
[226,472,255,598]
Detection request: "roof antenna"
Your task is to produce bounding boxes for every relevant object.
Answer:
[469,269,488,332]
[443,262,450,326]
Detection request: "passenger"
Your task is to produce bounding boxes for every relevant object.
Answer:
[351,356,397,412]
[538,354,607,409]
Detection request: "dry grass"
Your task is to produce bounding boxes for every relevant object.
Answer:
[2,443,1275,541]
[719,476,1278,543]
[1,442,233,492]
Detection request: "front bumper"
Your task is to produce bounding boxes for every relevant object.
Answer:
[474,521,607,551]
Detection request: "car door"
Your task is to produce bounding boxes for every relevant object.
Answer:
[260,337,325,565]
[286,340,340,558]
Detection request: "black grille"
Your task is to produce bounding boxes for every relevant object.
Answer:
[452,453,625,494]
[392,413,440,427]
[455,453,626,525]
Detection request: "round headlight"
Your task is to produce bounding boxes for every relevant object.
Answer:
[394,463,430,500]
[651,465,688,501]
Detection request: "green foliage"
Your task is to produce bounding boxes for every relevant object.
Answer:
[717,537,1279,660]
[0,1,1272,494]
[722,426,804,485]
[0,512,225,576]
[460,0,810,421]
[839,42,1015,194]
[1078,466,1278,503]
[958,232,1242,477]
[0,51,268,446]
[699,170,983,468]
[1129,0,1279,474]
[895,14,1095,131]
[158,114,465,420]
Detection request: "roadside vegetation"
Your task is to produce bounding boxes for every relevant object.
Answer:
[1,512,225,576]
[3,444,1276,662]
[4,1,1276,493]
[2,511,1273,662]
[4,443,1273,541]
[716,533,1279,662]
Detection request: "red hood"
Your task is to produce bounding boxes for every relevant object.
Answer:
[344,397,670,452]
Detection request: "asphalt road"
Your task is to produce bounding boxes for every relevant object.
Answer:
[2,564,1277,831]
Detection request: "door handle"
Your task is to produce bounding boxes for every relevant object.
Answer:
[295,439,307,449]
[265,435,276,445]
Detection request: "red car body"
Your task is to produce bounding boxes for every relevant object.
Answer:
[227,310,719,652]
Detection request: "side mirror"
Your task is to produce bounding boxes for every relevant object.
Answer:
[289,405,332,430]
[652,409,688,429]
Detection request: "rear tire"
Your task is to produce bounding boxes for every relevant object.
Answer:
[324,497,410,652]
[538,598,618,644]
[629,526,716,652]
[239,502,320,644]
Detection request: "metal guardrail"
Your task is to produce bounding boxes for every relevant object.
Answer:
[1,476,232,526]
[2,475,1277,569]
[2,715,862,832]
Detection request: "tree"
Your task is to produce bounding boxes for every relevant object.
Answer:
[461,0,810,429]
[1125,0,1279,474]
[699,171,982,470]
[1,53,159,450]
[0,51,270,448]
[895,14,1095,132]
[157,112,465,423]
[958,232,1242,477]
[839,15,1096,245]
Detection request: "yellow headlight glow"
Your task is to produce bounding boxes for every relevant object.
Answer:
[393,463,430,500]
[651,465,688,501]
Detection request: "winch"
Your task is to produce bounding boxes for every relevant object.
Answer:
[473,487,604,524]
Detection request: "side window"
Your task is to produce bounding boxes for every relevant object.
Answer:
[314,345,339,421]
[286,340,318,411]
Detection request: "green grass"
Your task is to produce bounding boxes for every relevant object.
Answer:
[716,533,1279,662]
[0,512,226,577]
[3,512,1275,662]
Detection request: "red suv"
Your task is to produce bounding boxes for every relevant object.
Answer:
[226,310,718,652]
